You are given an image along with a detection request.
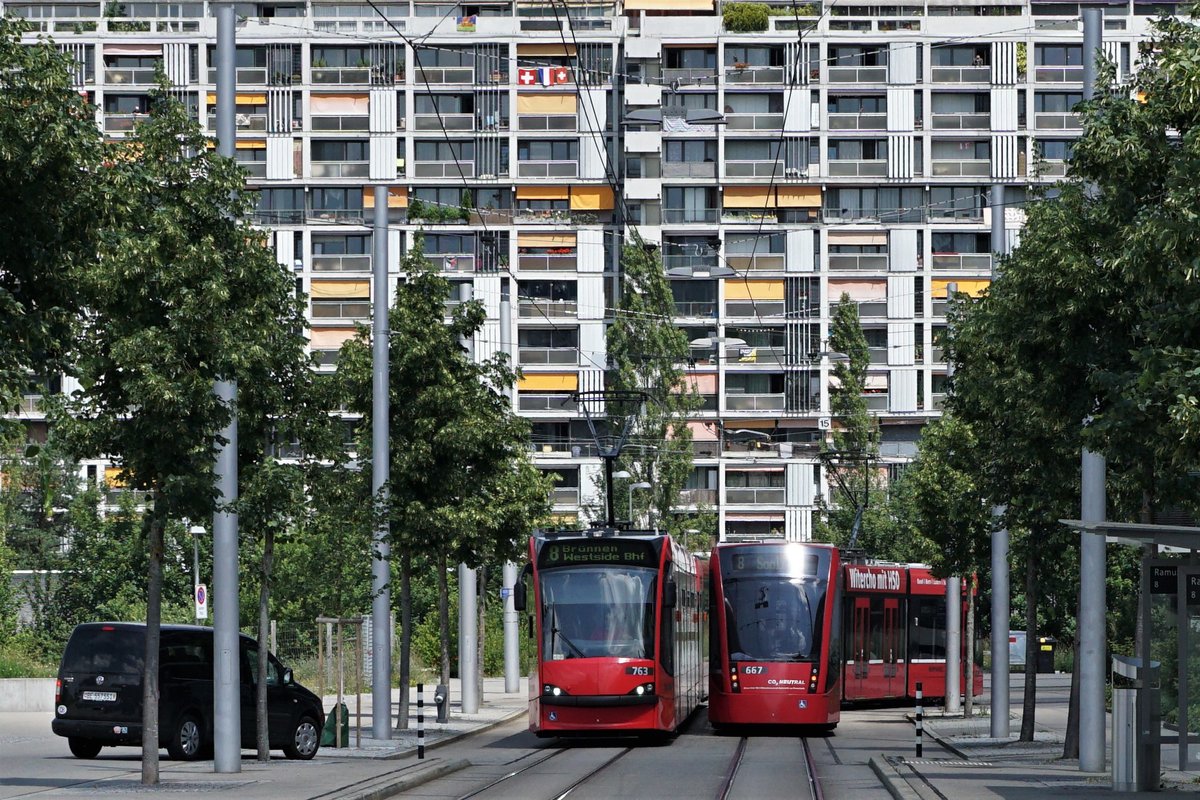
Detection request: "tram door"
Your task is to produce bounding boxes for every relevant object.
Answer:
[882,598,902,696]
[845,597,871,700]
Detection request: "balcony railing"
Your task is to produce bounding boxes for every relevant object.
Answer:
[726,253,786,271]
[678,488,718,505]
[725,393,786,411]
[725,112,784,131]
[414,66,474,84]
[518,347,578,365]
[827,158,888,177]
[723,344,786,363]
[1035,66,1084,83]
[673,301,718,318]
[310,115,369,132]
[311,299,370,319]
[206,67,268,84]
[206,113,267,131]
[662,67,718,86]
[931,252,993,270]
[663,208,718,224]
[413,112,474,132]
[869,346,889,364]
[1033,113,1081,130]
[662,162,717,179]
[1039,160,1068,177]
[931,159,991,177]
[828,253,889,271]
[516,160,578,178]
[311,161,370,178]
[518,299,578,318]
[551,487,581,505]
[865,394,889,411]
[312,254,371,272]
[517,254,577,271]
[724,160,786,178]
[431,252,475,272]
[725,300,785,318]
[827,65,888,83]
[517,115,577,132]
[831,298,887,317]
[724,66,785,84]
[236,160,267,178]
[827,112,887,131]
[413,160,476,178]
[930,66,991,83]
[102,112,150,132]
[724,486,786,504]
[310,66,372,84]
[930,113,991,130]
[518,392,578,412]
[104,66,159,84]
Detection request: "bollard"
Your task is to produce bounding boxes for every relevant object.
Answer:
[915,682,924,758]
[417,683,425,760]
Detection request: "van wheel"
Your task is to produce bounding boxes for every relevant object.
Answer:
[283,715,319,760]
[68,737,102,759]
[167,713,205,761]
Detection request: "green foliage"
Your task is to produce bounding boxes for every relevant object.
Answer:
[0,633,56,678]
[722,2,769,31]
[407,197,469,224]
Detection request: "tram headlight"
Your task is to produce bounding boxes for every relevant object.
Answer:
[543,684,565,697]
[630,682,655,696]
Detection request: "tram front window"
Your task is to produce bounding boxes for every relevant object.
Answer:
[724,578,823,662]
[540,566,657,659]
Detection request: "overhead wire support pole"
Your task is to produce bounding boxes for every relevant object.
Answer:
[944,282,961,716]
[212,0,241,775]
[371,185,392,740]
[500,282,519,694]
[989,184,1011,740]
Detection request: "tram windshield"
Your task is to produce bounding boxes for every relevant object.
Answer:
[722,577,824,662]
[539,566,658,660]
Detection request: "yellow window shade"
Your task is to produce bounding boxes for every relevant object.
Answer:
[309,93,370,114]
[309,327,359,349]
[729,418,777,429]
[236,140,266,150]
[205,92,268,105]
[517,93,578,115]
[518,232,576,248]
[519,372,579,392]
[830,280,886,301]
[725,279,784,301]
[625,0,713,9]
[827,231,887,246]
[517,185,569,201]
[516,43,577,57]
[774,186,822,208]
[932,279,991,299]
[310,280,370,299]
[363,186,408,208]
[570,185,615,210]
[723,186,775,209]
[103,466,127,487]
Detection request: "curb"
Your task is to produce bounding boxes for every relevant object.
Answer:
[334,758,472,800]
[869,755,929,800]
[381,706,528,760]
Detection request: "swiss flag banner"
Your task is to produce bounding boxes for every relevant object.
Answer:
[550,67,571,84]
[517,68,538,86]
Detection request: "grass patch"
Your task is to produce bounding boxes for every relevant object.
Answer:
[0,639,57,678]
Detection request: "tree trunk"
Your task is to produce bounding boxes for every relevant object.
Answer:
[396,553,411,730]
[1020,549,1038,742]
[438,549,450,686]
[256,527,274,761]
[1064,635,1081,758]
[964,584,975,718]
[142,515,163,785]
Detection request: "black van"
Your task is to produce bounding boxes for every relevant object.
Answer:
[52,622,324,761]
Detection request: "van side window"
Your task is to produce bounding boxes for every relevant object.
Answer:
[244,647,281,687]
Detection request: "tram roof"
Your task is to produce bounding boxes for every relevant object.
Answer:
[1061,519,1200,552]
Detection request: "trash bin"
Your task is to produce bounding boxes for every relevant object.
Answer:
[1035,637,1056,674]
[1111,655,1160,792]
[321,702,350,747]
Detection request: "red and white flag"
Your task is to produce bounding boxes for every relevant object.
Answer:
[517,67,538,86]
[550,67,571,85]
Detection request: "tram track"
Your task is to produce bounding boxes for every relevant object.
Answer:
[455,744,634,800]
[715,734,823,800]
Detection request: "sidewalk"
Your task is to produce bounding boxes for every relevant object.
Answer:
[870,673,1200,798]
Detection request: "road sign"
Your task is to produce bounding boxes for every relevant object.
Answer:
[500,587,511,600]
[195,583,208,619]
[818,417,832,430]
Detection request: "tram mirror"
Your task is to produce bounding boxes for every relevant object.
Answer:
[513,578,526,612]
[664,579,678,609]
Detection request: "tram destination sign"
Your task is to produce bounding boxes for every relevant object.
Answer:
[1150,565,1177,595]
[539,539,658,569]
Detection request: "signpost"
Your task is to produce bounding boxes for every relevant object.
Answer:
[195,583,208,620]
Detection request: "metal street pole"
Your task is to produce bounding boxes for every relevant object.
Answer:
[499,281,520,694]
[944,281,961,715]
[457,281,479,715]
[1078,6,1107,774]
[193,533,201,625]
[212,1,241,774]
[371,186,392,740]
[989,186,1011,739]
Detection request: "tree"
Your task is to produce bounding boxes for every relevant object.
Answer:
[52,84,307,784]
[605,243,700,532]
[0,20,104,413]
[336,238,551,695]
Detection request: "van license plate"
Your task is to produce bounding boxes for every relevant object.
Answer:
[82,691,117,702]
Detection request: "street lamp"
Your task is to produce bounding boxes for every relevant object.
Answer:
[189,524,207,624]
[629,481,652,527]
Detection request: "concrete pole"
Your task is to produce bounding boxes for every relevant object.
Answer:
[989,188,1011,738]
[1078,6,1107,775]
[499,280,520,694]
[458,564,479,713]
[371,186,391,740]
[212,2,241,774]
[943,279,961,715]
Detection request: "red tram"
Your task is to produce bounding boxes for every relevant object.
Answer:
[708,542,843,729]
[516,529,707,737]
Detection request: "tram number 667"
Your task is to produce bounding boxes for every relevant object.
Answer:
[743,665,767,675]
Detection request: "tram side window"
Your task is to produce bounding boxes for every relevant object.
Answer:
[910,597,946,660]
[870,597,885,662]
[661,565,675,676]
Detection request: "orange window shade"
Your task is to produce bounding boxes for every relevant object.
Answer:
[308,327,360,349]
[625,0,713,8]
[725,280,784,301]
[933,279,991,298]
[829,280,886,301]
[103,466,127,487]
[518,372,579,391]
[517,185,569,201]
[235,140,266,150]
[774,186,822,208]
[827,230,887,246]
[363,187,408,208]
[517,93,578,115]
[518,232,577,248]
[569,185,615,210]
[723,186,775,209]
[206,92,269,105]
[309,93,369,114]
[310,280,369,299]
[729,419,777,429]
[517,43,577,57]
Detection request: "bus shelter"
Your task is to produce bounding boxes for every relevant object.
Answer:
[1064,519,1200,779]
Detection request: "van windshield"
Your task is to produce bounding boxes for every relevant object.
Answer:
[62,628,144,674]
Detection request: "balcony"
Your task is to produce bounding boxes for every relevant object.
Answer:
[831,298,887,317]
[312,254,371,272]
[663,208,718,224]
[1034,113,1081,130]
[206,113,267,132]
[725,393,786,411]
[724,65,785,85]
[931,66,991,84]
[827,159,888,178]
[931,159,991,177]
[828,253,888,271]
[104,67,158,85]
[724,486,786,504]
[516,160,578,179]
[311,299,370,319]
[517,253,577,271]
[663,162,717,179]
[724,160,786,179]
[311,161,370,178]
[102,113,149,132]
[930,113,991,130]
[430,253,475,272]
[519,347,578,365]
[517,115,577,133]
[931,253,992,270]
[1039,160,1068,177]
[310,66,372,85]
[1035,66,1084,83]
[235,160,267,178]
[414,66,474,85]
[865,394,889,411]
[725,112,784,131]
[206,67,268,85]
[413,112,475,132]
[518,299,578,318]
[413,160,476,179]
[678,488,718,505]
[725,300,785,318]
[827,112,887,131]
[723,344,786,363]
[518,392,578,412]
[310,115,369,133]
[726,253,786,271]
[551,486,581,505]
[673,301,718,318]
[827,66,888,83]
[662,67,718,86]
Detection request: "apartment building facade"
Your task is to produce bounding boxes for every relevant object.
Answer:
[7,0,1156,541]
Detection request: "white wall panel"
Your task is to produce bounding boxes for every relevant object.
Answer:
[991,87,1019,132]
[888,229,918,272]
[889,42,917,84]
[784,508,811,542]
[581,89,608,132]
[888,322,915,365]
[370,88,396,134]
[991,41,1018,85]
[580,322,606,370]
[577,228,605,273]
[163,43,189,85]
[579,134,608,179]
[887,134,913,179]
[578,274,605,320]
[787,229,814,272]
[265,136,292,180]
[786,463,816,506]
[370,136,397,181]
[888,275,915,318]
[889,368,918,412]
[992,133,1020,179]
[784,88,811,131]
[886,88,915,132]
[274,230,294,270]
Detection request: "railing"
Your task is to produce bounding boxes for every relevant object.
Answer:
[726,253,786,271]
[104,66,158,84]
[822,207,924,224]
[102,113,149,132]
[311,299,370,319]
[530,439,593,456]
[312,254,371,272]
[725,112,784,131]
[673,301,718,318]
[310,209,365,224]
[17,395,42,415]
[930,113,991,130]
[1035,66,1084,83]
[662,67,719,86]
[518,299,578,318]
[725,393,786,411]
[236,161,267,178]
[430,253,475,272]
[931,159,991,177]
[518,392,578,412]
[678,488,718,505]
[663,208,718,224]
[518,254,577,271]
[518,347,578,365]
[551,487,581,505]
[516,160,578,178]
[831,298,887,317]
[827,158,888,177]
[1038,160,1069,177]
[415,66,475,84]
[865,394,889,411]
[931,253,992,270]
[724,344,786,363]
[517,115,577,132]
[724,160,785,178]
[662,162,717,179]
[311,161,370,178]
[413,160,476,178]
[827,112,887,131]
[310,115,369,132]
[868,346,889,364]
[413,112,474,131]
[310,66,371,84]
[311,349,339,368]
[828,253,889,271]
[930,66,991,83]
[725,486,786,504]
[724,66,785,84]
[827,65,888,83]
[725,300,785,318]
[206,113,267,131]
[254,209,305,224]
[1033,113,1081,130]
[206,67,268,84]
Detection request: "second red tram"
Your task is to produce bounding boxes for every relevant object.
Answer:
[516,530,707,737]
